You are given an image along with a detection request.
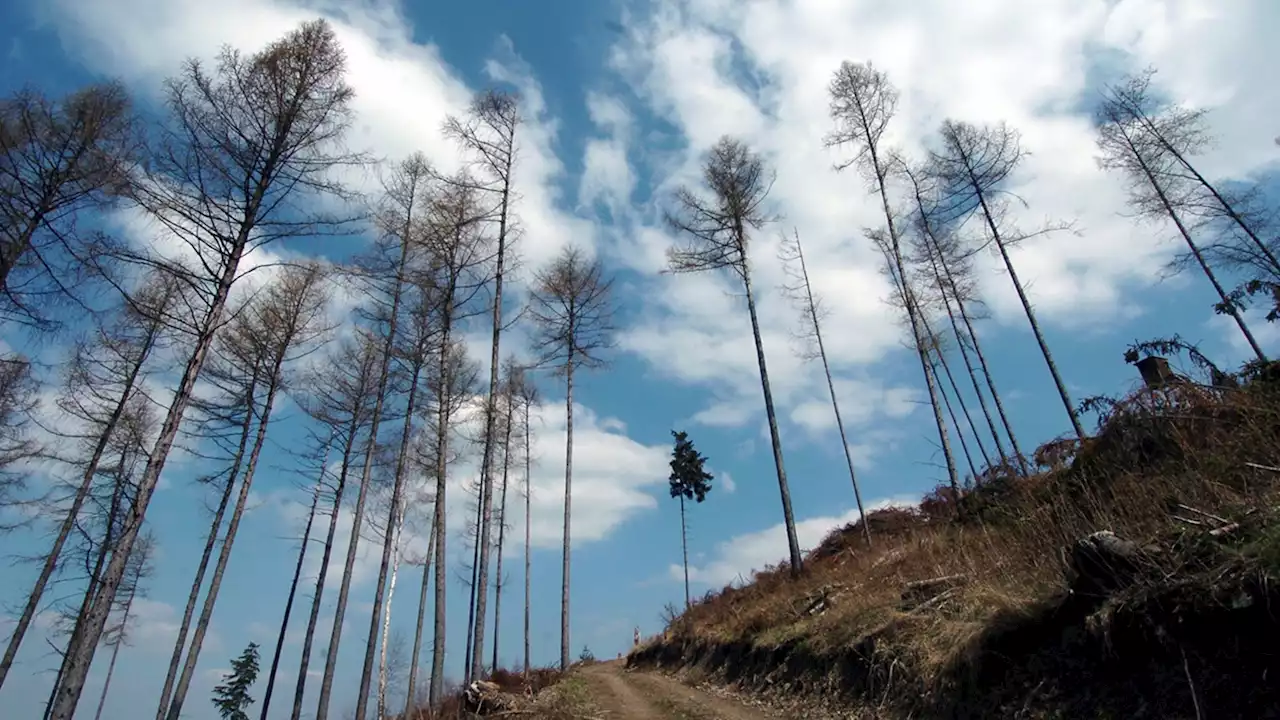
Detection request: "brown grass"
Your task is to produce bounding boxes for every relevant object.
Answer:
[636,373,1280,716]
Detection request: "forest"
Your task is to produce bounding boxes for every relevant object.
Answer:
[1,13,1278,720]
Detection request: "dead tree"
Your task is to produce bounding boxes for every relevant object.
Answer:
[291,333,383,720]
[443,89,521,685]
[0,272,178,691]
[490,358,521,671]
[778,229,872,546]
[163,264,332,720]
[928,120,1088,438]
[90,534,153,720]
[48,22,360,718]
[666,137,804,576]
[826,61,961,505]
[0,354,40,522]
[1097,75,1268,360]
[899,160,1026,474]
[512,366,538,673]
[0,82,136,331]
[527,245,616,670]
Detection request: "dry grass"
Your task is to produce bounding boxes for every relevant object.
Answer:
[638,372,1280,716]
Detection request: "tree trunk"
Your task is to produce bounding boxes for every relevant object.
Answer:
[0,328,155,690]
[90,581,136,720]
[291,425,359,720]
[741,261,803,575]
[560,359,574,671]
[376,526,403,720]
[165,353,290,720]
[922,314,992,472]
[522,395,532,673]
[922,243,1016,474]
[155,379,260,720]
[791,232,872,546]
[930,350,980,480]
[320,243,409,720]
[491,402,514,672]
[260,439,331,720]
[464,479,483,683]
[49,238,247,720]
[470,167,514,681]
[403,511,437,719]
[428,314,455,706]
[365,354,425,720]
[680,495,690,610]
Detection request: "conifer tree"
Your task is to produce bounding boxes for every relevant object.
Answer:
[668,431,713,610]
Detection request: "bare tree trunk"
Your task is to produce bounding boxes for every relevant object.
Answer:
[155,379,258,720]
[464,481,483,683]
[90,588,134,720]
[680,494,690,610]
[321,250,408,720]
[165,357,290,720]
[929,349,979,480]
[260,440,331,720]
[376,524,403,720]
[559,359,574,671]
[787,231,872,546]
[403,511,437,720]
[0,331,154,690]
[491,402,514,672]
[428,316,455,706]
[469,165,514,682]
[922,314,992,472]
[292,426,359,720]
[742,262,803,575]
[366,354,425,720]
[522,395,532,673]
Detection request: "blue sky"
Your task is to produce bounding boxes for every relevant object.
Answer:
[2,0,1279,718]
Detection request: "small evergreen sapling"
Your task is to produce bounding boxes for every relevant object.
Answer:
[669,431,714,610]
[212,642,260,720]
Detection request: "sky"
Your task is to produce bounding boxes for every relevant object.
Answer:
[1,0,1279,718]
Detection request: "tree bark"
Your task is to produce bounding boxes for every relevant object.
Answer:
[522,394,532,673]
[470,164,514,682]
[366,352,425,720]
[491,400,514,671]
[0,327,155,690]
[259,439,331,720]
[403,511,437,719]
[741,261,803,575]
[560,358,574,670]
[680,494,690,610]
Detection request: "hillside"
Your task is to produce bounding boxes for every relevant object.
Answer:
[627,359,1280,719]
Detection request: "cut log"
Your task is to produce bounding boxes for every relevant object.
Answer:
[900,574,968,610]
[1066,530,1142,597]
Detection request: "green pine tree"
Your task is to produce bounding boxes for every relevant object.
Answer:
[211,642,260,720]
[669,430,714,610]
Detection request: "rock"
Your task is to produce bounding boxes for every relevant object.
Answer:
[1066,530,1143,597]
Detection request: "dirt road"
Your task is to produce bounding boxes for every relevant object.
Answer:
[558,660,776,720]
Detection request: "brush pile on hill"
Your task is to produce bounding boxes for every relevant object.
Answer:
[629,363,1280,719]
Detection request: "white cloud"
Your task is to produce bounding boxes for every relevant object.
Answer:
[676,495,918,587]
[596,0,1280,437]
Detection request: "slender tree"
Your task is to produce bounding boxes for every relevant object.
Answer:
[666,137,803,576]
[1096,76,1267,360]
[443,89,521,685]
[511,365,539,673]
[49,22,359,718]
[778,229,871,546]
[491,359,520,671]
[527,244,616,670]
[401,501,437,720]
[826,61,961,504]
[928,119,1089,437]
[91,535,153,720]
[668,430,713,610]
